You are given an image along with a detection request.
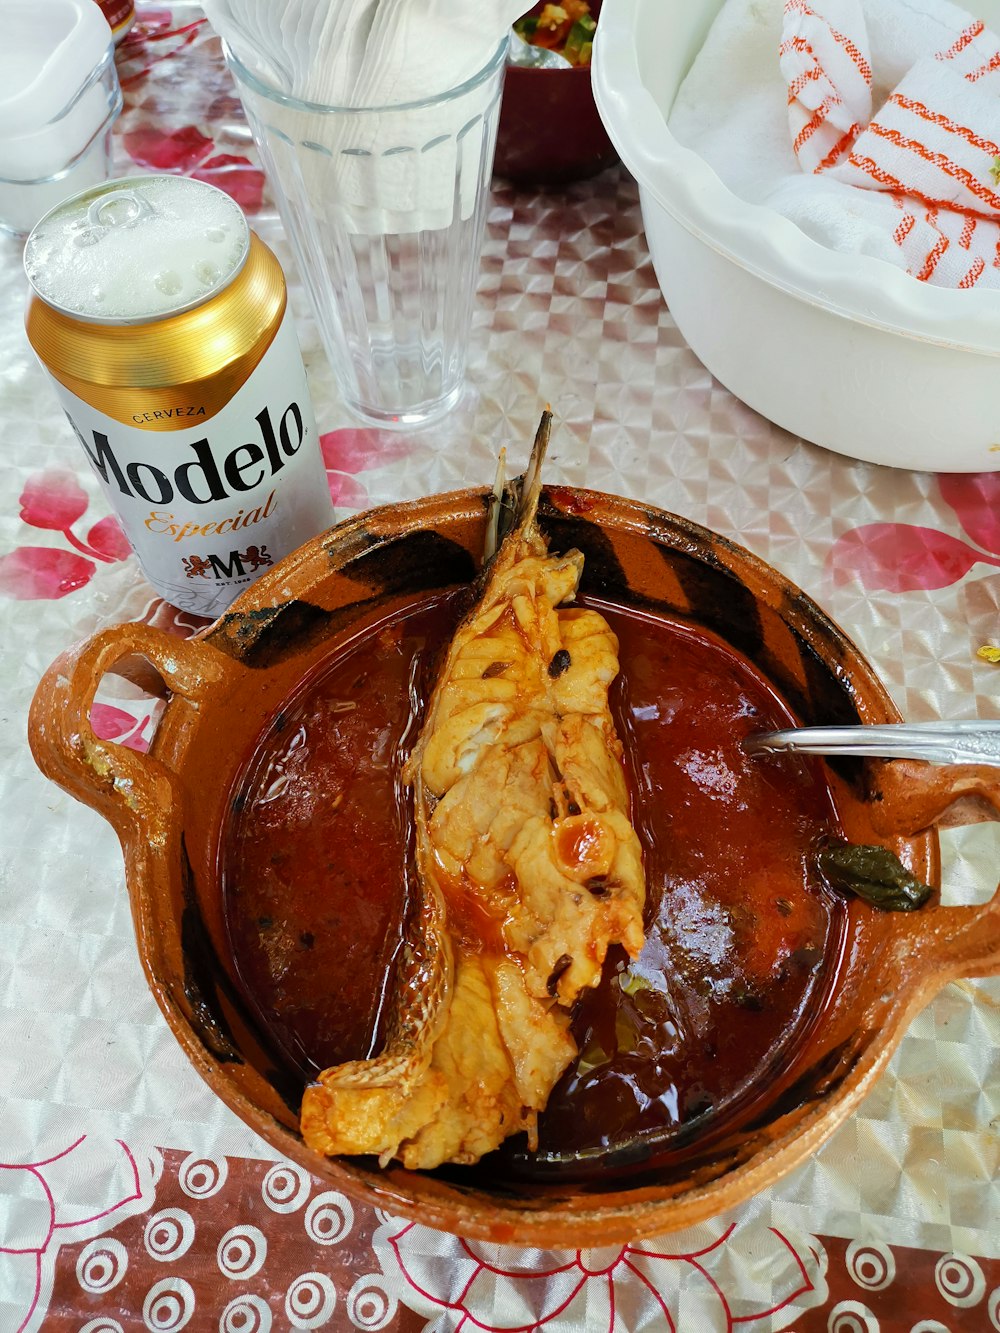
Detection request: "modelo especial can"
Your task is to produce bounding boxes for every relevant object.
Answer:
[23,173,334,618]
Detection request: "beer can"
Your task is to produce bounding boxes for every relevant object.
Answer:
[24,174,334,618]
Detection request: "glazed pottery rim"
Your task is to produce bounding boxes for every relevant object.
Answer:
[167,488,935,1238]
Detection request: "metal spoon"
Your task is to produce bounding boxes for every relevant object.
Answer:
[507,29,573,69]
[743,720,1000,767]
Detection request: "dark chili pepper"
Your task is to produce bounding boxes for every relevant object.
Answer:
[816,842,933,912]
[548,649,572,678]
[547,954,573,996]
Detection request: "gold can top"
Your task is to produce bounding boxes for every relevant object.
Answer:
[25,231,288,428]
[23,174,250,325]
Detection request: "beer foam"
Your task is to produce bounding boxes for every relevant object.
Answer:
[24,175,250,322]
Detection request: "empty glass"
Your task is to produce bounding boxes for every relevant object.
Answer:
[226,41,507,428]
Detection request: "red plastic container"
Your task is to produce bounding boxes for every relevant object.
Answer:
[494,0,618,185]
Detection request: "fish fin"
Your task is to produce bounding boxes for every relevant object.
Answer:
[483,447,510,566]
[516,408,552,533]
[485,410,553,569]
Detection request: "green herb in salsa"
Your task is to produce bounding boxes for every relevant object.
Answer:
[513,2,596,67]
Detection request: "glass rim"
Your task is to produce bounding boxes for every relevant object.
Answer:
[223,35,507,116]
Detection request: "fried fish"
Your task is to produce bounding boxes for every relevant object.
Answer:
[301,412,646,1169]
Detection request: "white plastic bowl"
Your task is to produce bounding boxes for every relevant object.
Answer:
[592,0,1000,472]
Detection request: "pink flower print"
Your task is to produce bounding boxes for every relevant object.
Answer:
[87,515,134,562]
[829,472,1000,592]
[0,548,96,600]
[89,703,155,754]
[1,470,131,601]
[123,124,215,173]
[118,14,208,93]
[320,426,418,512]
[937,472,1000,553]
[328,470,370,510]
[87,652,169,753]
[0,1135,154,1331]
[829,525,1000,593]
[320,427,415,473]
[372,1217,826,1332]
[18,471,88,530]
[193,153,266,213]
[119,131,267,213]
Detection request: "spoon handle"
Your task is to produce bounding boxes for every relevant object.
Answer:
[743,720,1000,766]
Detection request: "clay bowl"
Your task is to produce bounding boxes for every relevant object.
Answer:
[494,0,619,185]
[28,488,1000,1246]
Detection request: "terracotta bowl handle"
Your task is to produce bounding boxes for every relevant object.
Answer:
[870,758,1000,979]
[27,623,222,837]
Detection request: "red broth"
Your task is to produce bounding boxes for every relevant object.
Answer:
[222,589,845,1172]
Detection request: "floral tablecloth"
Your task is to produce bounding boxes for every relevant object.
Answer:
[0,6,997,1331]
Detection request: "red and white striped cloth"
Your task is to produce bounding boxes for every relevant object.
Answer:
[781,0,1000,286]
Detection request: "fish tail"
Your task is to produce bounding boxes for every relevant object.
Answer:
[485,410,552,565]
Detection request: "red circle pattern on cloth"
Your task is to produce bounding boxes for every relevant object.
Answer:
[12,1148,995,1331]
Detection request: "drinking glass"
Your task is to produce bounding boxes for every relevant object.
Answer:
[0,46,121,238]
[226,41,507,428]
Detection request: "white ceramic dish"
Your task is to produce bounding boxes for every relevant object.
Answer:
[592,0,1000,472]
